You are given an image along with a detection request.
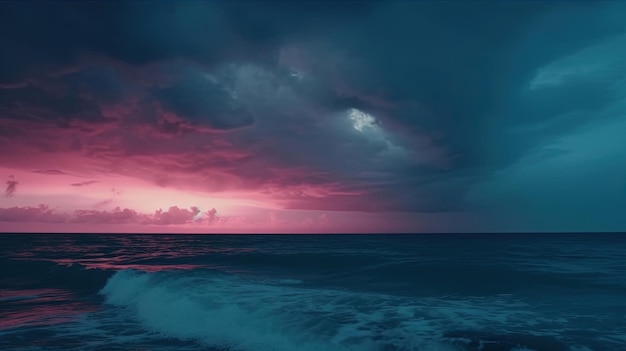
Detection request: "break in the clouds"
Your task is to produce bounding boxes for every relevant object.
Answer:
[0,1,625,233]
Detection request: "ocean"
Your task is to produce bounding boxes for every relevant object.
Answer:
[0,233,624,351]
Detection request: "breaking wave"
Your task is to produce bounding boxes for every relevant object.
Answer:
[99,269,558,351]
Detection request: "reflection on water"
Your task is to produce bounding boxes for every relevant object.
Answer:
[6,234,261,271]
[7,237,243,284]
[0,288,95,329]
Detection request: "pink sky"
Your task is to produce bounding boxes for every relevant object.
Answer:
[1,159,463,233]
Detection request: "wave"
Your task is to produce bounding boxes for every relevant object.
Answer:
[98,269,571,351]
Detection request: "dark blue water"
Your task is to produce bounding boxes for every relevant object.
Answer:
[1,233,625,351]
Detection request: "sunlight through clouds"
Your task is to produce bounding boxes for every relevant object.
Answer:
[347,108,378,132]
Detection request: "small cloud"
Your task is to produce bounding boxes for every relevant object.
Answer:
[33,169,67,175]
[202,208,218,224]
[93,188,122,208]
[94,199,113,208]
[152,206,200,225]
[5,175,18,197]
[71,180,99,187]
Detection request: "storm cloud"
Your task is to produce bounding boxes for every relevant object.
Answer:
[1,1,625,232]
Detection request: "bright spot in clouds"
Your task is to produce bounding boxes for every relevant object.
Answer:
[348,108,378,132]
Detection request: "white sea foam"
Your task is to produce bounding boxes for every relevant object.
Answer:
[98,269,556,351]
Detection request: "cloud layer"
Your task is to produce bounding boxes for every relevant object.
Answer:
[1,1,625,232]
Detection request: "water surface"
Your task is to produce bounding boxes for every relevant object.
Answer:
[1,233,625,351]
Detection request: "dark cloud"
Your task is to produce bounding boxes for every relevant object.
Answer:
[55,66,128,104]
[0,84,105,123]
[1,1,626,230]
[5,175,18,197]
[71,180,99,187]
[33,169,68,175]
[0,1,377,85]
[153,73,255,131]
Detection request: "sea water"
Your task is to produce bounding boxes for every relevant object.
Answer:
[0,233,624,351]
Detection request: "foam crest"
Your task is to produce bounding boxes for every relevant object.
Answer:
[102,271,369,351]
[100,270,543,351]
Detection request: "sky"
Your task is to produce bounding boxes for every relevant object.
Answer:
[1,1,625,233]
